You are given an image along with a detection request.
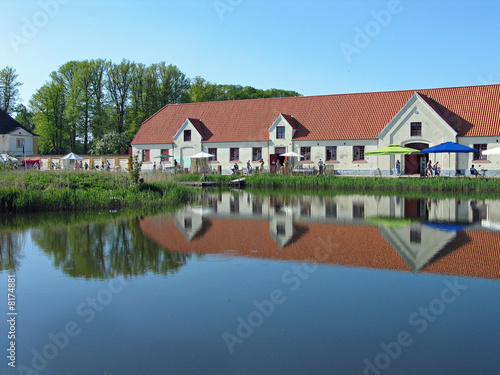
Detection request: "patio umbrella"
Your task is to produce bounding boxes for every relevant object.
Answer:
[420,142,477,176]
[365,144,420,175]
[364,144,421,155]
[280,151,305,158]
[482,146,500,156]
[190,152,215,159]
[61,152,83,159]
[189,152,215,179]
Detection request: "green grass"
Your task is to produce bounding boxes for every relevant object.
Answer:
[0,170,196,212]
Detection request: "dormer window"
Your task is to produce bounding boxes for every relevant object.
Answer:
[184,130,191,142]
[276,126,285,139]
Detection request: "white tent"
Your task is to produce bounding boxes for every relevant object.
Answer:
[61,152,83,159]
[0,154,18,162]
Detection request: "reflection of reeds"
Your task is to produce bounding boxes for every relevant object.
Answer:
[0,170,195,212]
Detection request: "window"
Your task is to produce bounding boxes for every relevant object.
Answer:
[230,148,239,161]
[276,223,286,236]
[353,203,365,218]
[252,147,262,161]
[160,148,170,162]
[352,146,365,161]
[184,130,191,142]
[142,149,150,162]
[276,126,285,139]
[411,122,422,137]
[16,139,25,148]
[275,147,286,155]
[300,147,311,160]
[184,217,192,230]
[326,146,337,161]
[252,199,263,215]
[325,202,337,218]
[230,196,239,213]
[300,202,311,217]
[353,146,365,161]
[208,148,217,161]
[410,230,421,244]
[473,144,487,160]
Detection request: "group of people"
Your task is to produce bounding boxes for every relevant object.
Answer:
[231,160,265,175]
[394,159,441,176]
[425,160,441,177]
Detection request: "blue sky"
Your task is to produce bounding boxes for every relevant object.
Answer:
[1,0,499,105]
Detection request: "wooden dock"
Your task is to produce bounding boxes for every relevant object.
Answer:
[180,181,217,187]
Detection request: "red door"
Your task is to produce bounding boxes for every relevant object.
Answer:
[269,154,278,174]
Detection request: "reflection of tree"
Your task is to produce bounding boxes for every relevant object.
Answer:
[31,217,191,279]
[0,232,22,271]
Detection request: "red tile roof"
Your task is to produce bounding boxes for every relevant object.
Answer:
[132,84,500,145]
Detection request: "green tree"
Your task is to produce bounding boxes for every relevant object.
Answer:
[106,59,134,135]
[0,66,23,115]
[30,79,68,154]
[91,131,129,155]
[14,104,34,131]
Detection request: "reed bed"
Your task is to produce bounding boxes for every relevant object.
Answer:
[0,170,195,212]
[243,174,500,194]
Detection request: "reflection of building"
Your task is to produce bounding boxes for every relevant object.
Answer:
[140,192,500,280]
[132,84,500,176]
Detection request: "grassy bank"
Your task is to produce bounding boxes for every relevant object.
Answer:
[0,171,196,212]
[242,174,500,194]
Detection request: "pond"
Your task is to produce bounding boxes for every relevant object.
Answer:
[1,191,500,375]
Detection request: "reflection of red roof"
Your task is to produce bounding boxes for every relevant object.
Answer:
[423,230,500,279]
[139,215,500,280]
[132,85,500,144]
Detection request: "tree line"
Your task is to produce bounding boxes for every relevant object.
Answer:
[0,62,300,155]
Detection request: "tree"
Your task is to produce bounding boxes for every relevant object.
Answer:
[91,131,129,155]
[14,104,34,131]
[190,76,224,103]
[106,59,134,135]
[0,67,23,115]
[30,80,68,154]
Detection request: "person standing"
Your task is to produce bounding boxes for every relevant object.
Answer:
[426,160,433,176]
[433,161,440,176]
[318,159,324,174]
[396,160,401,176]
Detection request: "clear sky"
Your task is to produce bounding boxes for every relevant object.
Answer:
[1,0,499,105]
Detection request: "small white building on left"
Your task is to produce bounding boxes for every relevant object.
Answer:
[0,109,38,156]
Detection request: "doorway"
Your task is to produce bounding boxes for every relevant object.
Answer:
[404,143,428,175]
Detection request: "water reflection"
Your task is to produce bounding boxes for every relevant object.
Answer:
[140,191,500,280]
[29,217,191,279]
[0,232,23,271]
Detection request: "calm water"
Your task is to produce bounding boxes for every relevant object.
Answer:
[1,191,500,375]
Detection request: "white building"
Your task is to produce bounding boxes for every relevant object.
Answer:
[132,84,500,176]
[0,109,38,156]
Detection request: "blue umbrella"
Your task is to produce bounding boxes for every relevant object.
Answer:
[422,221,468,232]
[420,142,477,153]
[420,142,477,176]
